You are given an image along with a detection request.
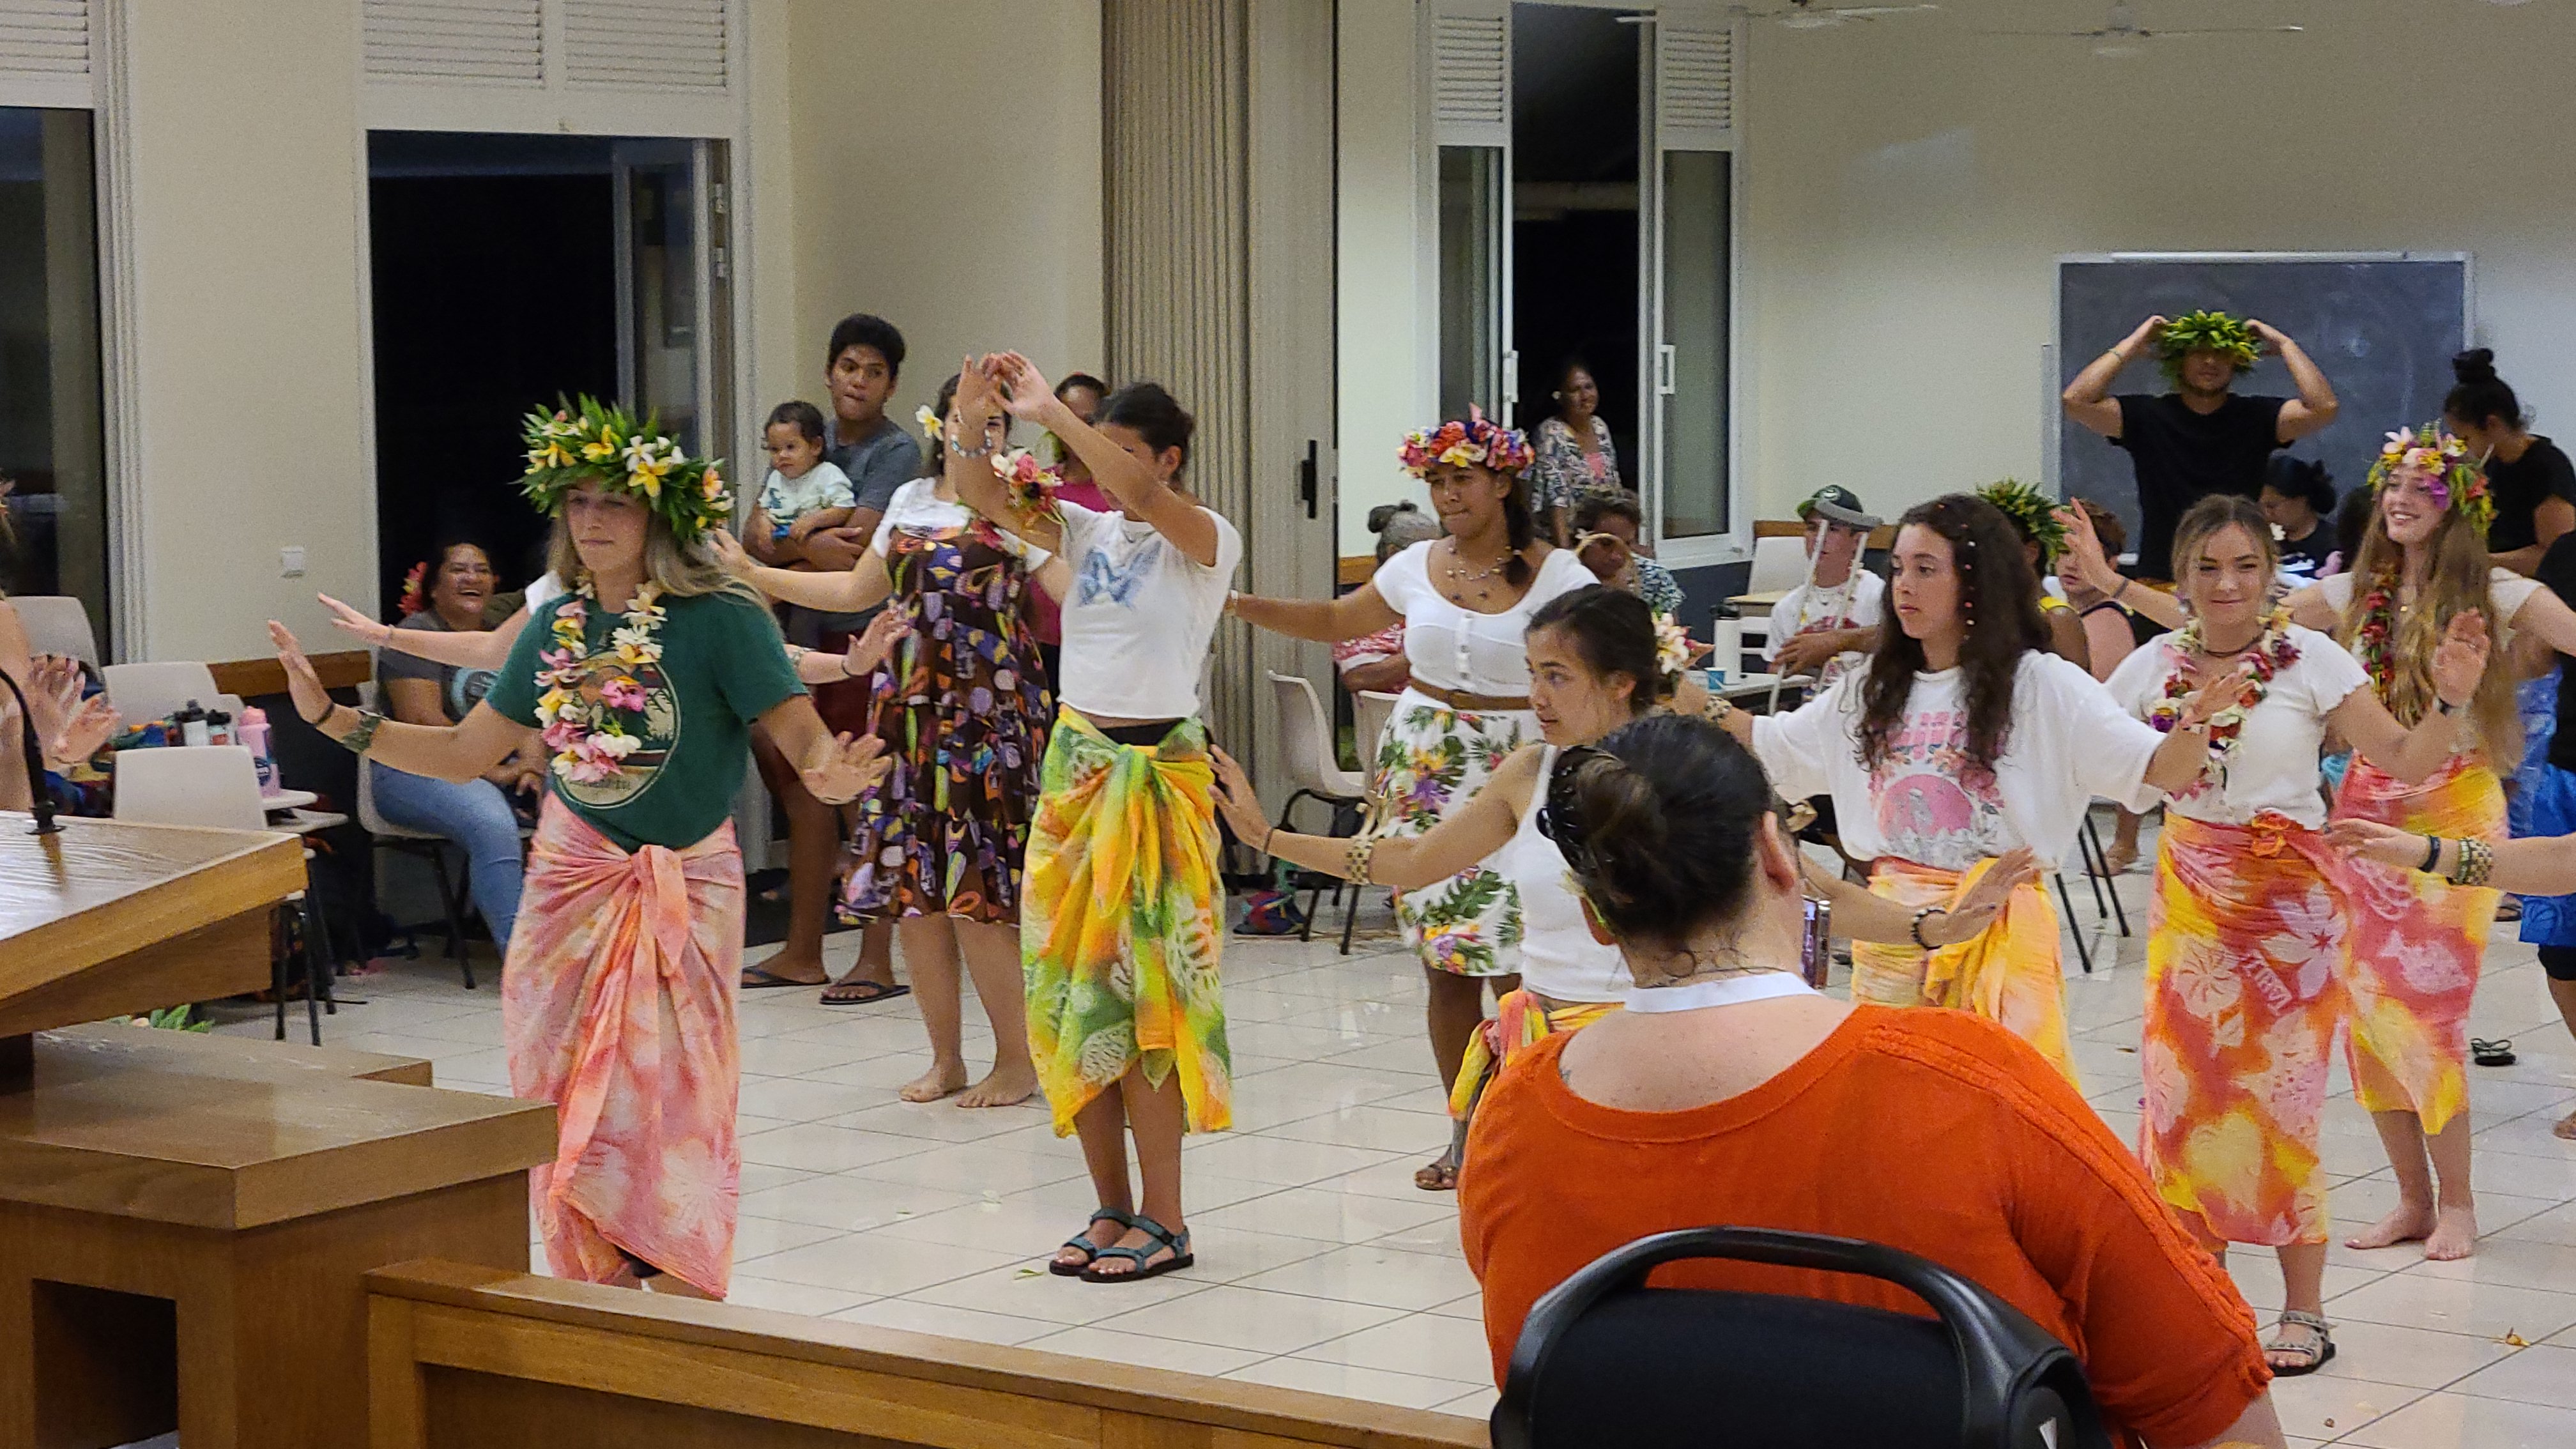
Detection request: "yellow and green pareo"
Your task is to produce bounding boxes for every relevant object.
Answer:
[1022,707,1233,1136]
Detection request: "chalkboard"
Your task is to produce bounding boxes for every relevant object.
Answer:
[2052,254,2471,555]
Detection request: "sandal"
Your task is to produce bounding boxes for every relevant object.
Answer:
[1050,1208,1133,1276]
[1081,1213,1194,1283]
[2473,1038,2517,1068]
[820,978,910,1006]
[2263,1310,2336,1377]
[740,966,822,990]
[1414,1148,1460,1193]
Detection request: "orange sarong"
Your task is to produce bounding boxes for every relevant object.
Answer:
[2330,755,2503,1135]
[2143,813,2346,1247]
[1851,857,2076,1087]
[505,799,744,1298]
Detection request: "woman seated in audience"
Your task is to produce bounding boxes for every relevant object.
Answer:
[1567,493,1684,621]
[1334,503,1443,697]
[1459,714,2285,1449]
[372,540,544,949]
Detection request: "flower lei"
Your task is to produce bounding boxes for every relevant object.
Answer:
[397,561,429,617]
[2368,423,2494,535]
[2146,605,2300,793]
[533,580,666,785]
[1653,615,1694,678]
[520,394,730,544]
[1397,405,1535,477]
[920,402,1063,526]
[2156,309,2262,383]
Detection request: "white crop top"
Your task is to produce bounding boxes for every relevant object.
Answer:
[1372,543,1593,696]
[1491,745,1633,1004]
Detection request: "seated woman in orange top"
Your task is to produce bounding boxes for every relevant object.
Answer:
[1458,715,2285,1449]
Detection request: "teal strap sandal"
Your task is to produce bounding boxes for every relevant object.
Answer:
[1080,1213,1194,1284]
[1049,1208,1135,1276]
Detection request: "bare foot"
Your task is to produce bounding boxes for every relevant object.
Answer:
[2554,1107,2576,1142]
[744,946,828,987]
[900,1061,970,1103]
[2345,1201,2436,1251]
[2423,1204,2479,1261]
[2102,841,2140,876]
[957,1064,1038,1108]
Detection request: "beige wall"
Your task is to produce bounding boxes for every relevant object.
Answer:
[1333,0,1434,558]
[114,0,375,660]
[760,0,1104,443]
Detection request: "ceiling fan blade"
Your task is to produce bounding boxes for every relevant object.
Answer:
[1825,4,1942,15]
[1975,28,2108,38]
[2136,24,2308,38]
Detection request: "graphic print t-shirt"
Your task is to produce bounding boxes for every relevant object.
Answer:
[487,590,804,852]
[1052,501,1243,721]
[1867,677,2011,871]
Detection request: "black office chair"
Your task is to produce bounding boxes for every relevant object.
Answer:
[1494,1227,2112,1449]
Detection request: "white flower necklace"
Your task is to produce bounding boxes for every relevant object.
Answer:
[534,578,666,785]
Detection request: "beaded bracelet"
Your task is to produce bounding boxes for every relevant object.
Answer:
[944,415,1000,459]
[1909,906,1941,951]
[1346,836,1377,887]
[2450,837,2495,889]
[2421,835,2444,873]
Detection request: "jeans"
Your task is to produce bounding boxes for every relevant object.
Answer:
[370,762,525,950]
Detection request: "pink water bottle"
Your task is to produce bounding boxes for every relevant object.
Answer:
[238,706,278,794]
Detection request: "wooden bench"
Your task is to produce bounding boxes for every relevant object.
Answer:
[369,1259,1488,1449]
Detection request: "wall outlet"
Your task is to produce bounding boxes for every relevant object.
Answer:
[280,546,306,578]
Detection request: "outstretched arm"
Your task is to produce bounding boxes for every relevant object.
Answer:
[1229,581,1403,645]
[271,621,529,782]
[2252,320,2339,442]
[1211,743,1530,890]
[2061,315,2165,440]
[753,694,888,807]
[2331,611,2484,783]
[942,357,1064,553]
[319,593,528,671]
[709,528,894,614]
[1801,848,2040,949]
[2329,820,2566,896]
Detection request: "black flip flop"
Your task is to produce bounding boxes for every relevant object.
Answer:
[739,966,821,990]
[820,978,911,1006]
[2472,1037,2517,1068]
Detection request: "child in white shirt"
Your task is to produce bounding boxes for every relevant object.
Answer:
[747,400,857,571]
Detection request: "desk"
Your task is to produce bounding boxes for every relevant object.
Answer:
[1729,589,1790,611]
[261,788,319,812]
[0,813,553,1449]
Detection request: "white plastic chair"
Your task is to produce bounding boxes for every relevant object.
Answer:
[113,745,332,1041]
[102,660,222,724]
[1745,534,1809,594]
[9,595,101,666]
[1354,689,1400,778]
[1267,672,1371,952]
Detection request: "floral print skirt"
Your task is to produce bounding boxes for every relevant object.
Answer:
[1370,692,1533,977]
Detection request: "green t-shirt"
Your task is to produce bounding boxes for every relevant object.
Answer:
[487,588,804,852]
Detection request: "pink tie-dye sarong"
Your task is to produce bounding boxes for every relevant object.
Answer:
[505,797,744,1298]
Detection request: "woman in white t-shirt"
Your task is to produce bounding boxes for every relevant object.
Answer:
[944,353,1241,1284]
[2280,424,2576,1262]
[716,372,1061,1113]
[1226,410,1589,1191]
[1712,493,2225,1082]
[2110,494,2487,1376]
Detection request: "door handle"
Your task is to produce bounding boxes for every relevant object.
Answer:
[1299,440,1319,521]
[1656,343,1678,396]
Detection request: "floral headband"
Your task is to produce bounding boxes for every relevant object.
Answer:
[2156,310,2262,383]
[520,395,730,544]
[2368,424,2494,534]
[1974,478,2068,562]
[1397,406,1535,477]
[397,561,429,617]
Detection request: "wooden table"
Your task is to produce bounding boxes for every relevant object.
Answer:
[1729,588,1791,611]
[0,814,555,1449]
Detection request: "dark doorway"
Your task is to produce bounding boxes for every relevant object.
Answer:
[367,132,620,610]
[1512,3,1639,478]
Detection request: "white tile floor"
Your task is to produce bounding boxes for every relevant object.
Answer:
[211,859,2576,1445]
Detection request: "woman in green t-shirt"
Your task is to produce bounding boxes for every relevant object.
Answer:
[270,398,885,1301]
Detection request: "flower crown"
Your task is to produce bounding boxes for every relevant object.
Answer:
[1397,406,1535,477]
[397,561,429,617]
[520,395,731,544]
[1974,478,2069,562]
[2368,424,2494,533]
[1652,616,1694,679]
[2156,310,2262,382]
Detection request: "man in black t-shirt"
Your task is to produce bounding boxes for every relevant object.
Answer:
[2062,310,2339,581]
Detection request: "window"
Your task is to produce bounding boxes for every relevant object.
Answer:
[1656,146,1729,542]
[0,105,107,643]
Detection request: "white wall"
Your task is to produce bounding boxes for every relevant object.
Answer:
[761,0,1104,441]
[112,0,376,659]
[1334,0,1436,558]
[1736,0,2576,523]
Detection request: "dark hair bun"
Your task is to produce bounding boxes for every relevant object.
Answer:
[1545,715,1774,947]
[2453,348,2499,386]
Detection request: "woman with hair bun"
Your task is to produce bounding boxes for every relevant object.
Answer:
[1456,715,2287,1448]
[1710,493,2231,1081]
[2260,457,2338,581]
[2446,348,2574,578]
[1228,411,1589,1190]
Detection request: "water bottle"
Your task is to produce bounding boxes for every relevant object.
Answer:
[174,699,210,748]
[1706,603,1743,688]
[238,706,278,793]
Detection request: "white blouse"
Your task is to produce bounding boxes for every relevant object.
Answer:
[2104,625,2368,831]
[1491,744,1633,1003]
[1372,542,1592,695]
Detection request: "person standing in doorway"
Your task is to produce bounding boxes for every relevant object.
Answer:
[2060,310,2340,585]
[1529,358,1623,546]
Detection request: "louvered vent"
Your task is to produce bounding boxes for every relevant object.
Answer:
[0,0,89,80]
[1432,10,1506,140]
[363,0,545,84]
[1659,22,1735,142]
[562,0,726,92]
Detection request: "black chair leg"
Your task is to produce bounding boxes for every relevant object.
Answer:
[1339,886,1362,955]
[427,845,474,981]
[2055,873,2094,975]
[1299,884,1322,942]
[272,905,288,1041]
[2084,815,2131,937]
[293,893,326,1045]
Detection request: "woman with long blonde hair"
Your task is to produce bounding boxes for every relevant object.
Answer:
[2285,424,2576,1261]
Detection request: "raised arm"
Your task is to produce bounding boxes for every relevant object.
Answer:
[2331,611,2484,783]
[320,592,526,671]
[1228,581,1403,645]
[942,358,1064,553]
[2251,320,2339,441]
[1211,743,1531,890]
[2055,505,2184,631]
[272,621,528,782]
[991,352,1222,567]
[2060,315,2165,440]
[709,527,894,614]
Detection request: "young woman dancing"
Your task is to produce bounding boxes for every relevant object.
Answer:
[941,353,1239,1283]
[270,398,884,1300]
[1227,411,1590,1190]
[2282,424,2576,1259]
[714,374,1055,1108]
[2108,494,2487,1375]
[1213,585,2037,1180]
[1712,493,2230,1082]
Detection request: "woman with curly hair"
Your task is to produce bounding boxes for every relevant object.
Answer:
[1227,409,1590,1190]
[1711,494,2227,1080]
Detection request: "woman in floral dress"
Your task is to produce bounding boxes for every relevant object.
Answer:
[1528,358,1623,546]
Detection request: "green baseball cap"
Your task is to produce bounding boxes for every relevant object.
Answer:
[1796,486,1879,530]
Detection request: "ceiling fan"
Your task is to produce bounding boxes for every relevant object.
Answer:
[1983,1,2304,58]
[1734,1,1942,30]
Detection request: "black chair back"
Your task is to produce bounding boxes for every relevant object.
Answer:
[1493,1227,2112,1449]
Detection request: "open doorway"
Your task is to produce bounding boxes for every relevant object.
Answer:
[1510,3,1639,484]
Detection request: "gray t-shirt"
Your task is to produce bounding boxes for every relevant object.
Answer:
[804,413,923,633]
[378,613,498,723]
